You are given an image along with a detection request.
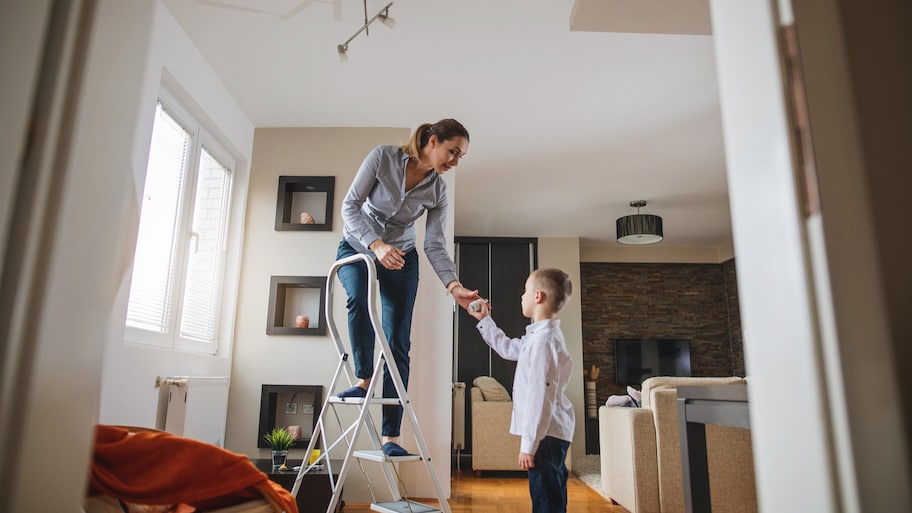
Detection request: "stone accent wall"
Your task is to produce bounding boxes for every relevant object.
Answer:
[722,258,746,377]
[581,260,744,403]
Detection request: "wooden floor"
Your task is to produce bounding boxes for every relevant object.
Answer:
[340,469,630,513]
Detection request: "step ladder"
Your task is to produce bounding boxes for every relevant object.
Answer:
[290,253,451,513]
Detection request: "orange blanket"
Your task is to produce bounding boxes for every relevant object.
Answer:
[89,425,298,513]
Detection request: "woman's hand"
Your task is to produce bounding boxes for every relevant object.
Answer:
[448,283,480,311]
[371,241,405,270]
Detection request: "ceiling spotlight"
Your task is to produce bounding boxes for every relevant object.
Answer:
[378,12,396,28]
[336,1,395,59]
[336,44,349,62]
[616,200,664,245]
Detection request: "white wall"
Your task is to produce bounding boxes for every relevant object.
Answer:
[787,0,910,510]
[538,238,586,452]
[227,127,454,501]
[712,0,911,511]
[96,1,254,428]
[0,2,50,262]
[0,1,160,510]
[710,1,840,511]
[398,163,457,500]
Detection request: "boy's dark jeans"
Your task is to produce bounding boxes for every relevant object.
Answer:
[528,436,571,513]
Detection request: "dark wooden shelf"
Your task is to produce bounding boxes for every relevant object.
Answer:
[266,275,326,336]
[250,458,342,513]
[258,384,323,450]
[275,175,334,231]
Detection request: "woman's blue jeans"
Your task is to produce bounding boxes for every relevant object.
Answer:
[528,436,570,513]
[336,240,419,437]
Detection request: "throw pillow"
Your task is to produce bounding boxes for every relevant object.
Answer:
[473,376,511,402]
[605,395,633,407]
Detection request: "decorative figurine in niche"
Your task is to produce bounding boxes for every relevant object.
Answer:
[286,424,302,441]
[299,212,315,224]
[294,314,310,328]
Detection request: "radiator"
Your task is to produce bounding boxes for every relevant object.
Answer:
[452,382,466,450]
[158,376,230,447]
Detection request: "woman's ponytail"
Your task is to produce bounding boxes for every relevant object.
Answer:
[401,123,433,159]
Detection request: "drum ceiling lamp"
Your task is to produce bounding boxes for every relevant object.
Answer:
[616,200,664,245]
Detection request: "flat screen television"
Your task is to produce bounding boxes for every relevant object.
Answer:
[615,339,692,386]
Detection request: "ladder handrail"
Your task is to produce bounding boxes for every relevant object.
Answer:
[325,254,404,502]
[324,253,378,371]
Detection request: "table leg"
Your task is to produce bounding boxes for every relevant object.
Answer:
[679,398,712,513]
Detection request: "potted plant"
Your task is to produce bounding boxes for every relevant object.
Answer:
[263,426,295,469]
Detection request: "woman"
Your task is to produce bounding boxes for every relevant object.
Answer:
[336,119,479,457]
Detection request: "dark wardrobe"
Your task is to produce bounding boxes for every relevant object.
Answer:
[454,237,537,454]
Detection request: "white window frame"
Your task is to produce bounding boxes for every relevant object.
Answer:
[125,88,236,355]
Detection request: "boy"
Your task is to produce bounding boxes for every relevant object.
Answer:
[467,268,575,513]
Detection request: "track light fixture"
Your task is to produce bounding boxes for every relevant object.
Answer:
[337,1,395,60]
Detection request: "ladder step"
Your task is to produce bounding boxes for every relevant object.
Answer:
[371,500,441,513]
[329,396,403,406]
[353,449,423,463]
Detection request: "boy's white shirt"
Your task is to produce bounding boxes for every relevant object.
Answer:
[475,316,575,455]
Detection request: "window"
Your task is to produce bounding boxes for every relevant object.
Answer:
[125,95,235,354]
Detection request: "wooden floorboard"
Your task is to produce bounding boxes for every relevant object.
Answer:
[339,469,630,513]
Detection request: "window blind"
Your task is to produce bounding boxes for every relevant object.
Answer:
[179,147,232,342]
[126,102,189,333]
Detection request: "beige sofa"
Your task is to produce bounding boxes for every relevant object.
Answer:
[598,376,756,513]
[470,378,571,475]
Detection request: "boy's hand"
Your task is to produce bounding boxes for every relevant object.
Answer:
[467,299,490,321]
[518,452,535,469]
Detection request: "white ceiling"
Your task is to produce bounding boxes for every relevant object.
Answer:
[162,0,732,250]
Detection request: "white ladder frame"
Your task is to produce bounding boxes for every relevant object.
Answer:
[290,253,451,513]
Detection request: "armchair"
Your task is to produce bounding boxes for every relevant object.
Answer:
[470,377,571,476]
[471,385,522,474]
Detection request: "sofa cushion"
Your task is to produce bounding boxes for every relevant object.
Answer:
[472,376,511,402]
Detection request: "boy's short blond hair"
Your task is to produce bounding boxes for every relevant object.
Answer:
[531,268,572,312]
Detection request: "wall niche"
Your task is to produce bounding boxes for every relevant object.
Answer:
[266,275,326,335]
[275,176,334,231]
[257,384,322,449]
